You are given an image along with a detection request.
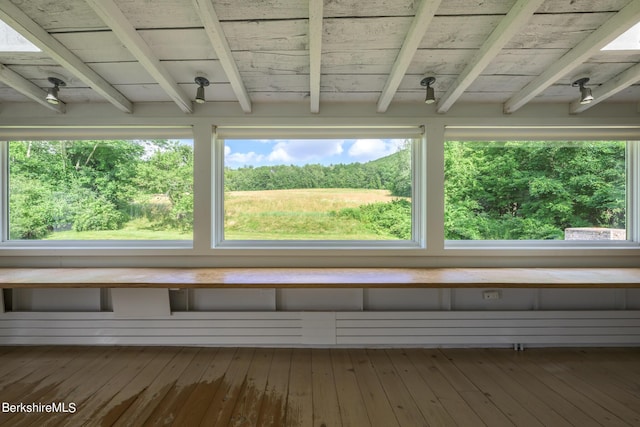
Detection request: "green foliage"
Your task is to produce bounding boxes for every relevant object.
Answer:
[8,139,194,239]
[445,141,626,240]
[336,199,412,240]
[224,143,412,194]
[136,142,194,231]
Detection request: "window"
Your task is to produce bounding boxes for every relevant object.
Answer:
[215,127,423,246]
[444,139,632,242]
[4,133,193,243]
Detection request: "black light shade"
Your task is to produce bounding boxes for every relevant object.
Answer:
[194,76,210,104]
[46,77,65,105]
[572,77,594,104]
[420,76,436,104]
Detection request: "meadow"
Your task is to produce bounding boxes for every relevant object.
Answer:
[44,188,409,241]
[224,188,406,240]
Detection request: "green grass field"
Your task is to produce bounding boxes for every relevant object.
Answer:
[42,188,406,241]
[224,188,402,240]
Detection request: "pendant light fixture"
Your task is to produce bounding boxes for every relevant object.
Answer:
[45,77,66,105]
[420,76,436,104]
[194,76,210,104]
[572,77,594,104]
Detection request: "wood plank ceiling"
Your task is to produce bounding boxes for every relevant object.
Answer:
[0,0,638,115]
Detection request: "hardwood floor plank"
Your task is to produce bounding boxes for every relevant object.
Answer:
[473,349,573,427]
[404,348,486,426]
[443,349,547,427]
[198,347,256,426]
[311,348,342,427]
[108,347,199,426]
[366,349,429,427]
[3,347,123,427]
[168,347,238,426]
[330,348,371,427]
[140,347,221,427]
[228,348,273,427]
[257,348,292,427]
[349,349,400,427]
[284,348,313,427]
[57,347,163,427]
[0,346,55,389]
[485,350,601,427]
[527,349,640,426]
[0,346,638,427]
[385,349,457,427]
[81,347,182,427]
[515,350,630,427]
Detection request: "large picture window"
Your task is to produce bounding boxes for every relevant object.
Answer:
[216,128,422,245]
[444,140,630,242]
[7,137,193,241]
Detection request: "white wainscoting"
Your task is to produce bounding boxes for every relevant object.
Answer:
[1,310,639,347]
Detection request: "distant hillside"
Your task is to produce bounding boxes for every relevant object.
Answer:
[224,148,411,196]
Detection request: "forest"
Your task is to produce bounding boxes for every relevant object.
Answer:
[7,139,626,241]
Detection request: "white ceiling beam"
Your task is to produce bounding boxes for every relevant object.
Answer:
[309,0,323,114]
[436,0,545,113]
[193,0,252,113]
[0,63,64,113]
[86,0,193,114]
[571,63,640,114]
[0,0,133,113]
[376,0,443,113]
[504,0,640,114]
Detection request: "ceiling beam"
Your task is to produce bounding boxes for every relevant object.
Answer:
[436,0,545,113]
[193,0,252,113]
[86,0,193,114]
[309,0,323,114]
[504,0,640,114]
[376,0,442,113]
[0,63,64,113]
[0,0,133,113]
[570,63,640,114]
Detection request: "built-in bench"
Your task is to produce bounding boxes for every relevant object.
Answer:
[1,267,640,288]
[2,267,640,347]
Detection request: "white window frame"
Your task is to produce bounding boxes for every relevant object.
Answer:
[443,126,640,251]
[212,126,426,250]
[0,126,194,250]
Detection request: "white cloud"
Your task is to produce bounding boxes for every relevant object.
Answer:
[348,139,403,161]
[225,145,265,165]
[267,139,344,163]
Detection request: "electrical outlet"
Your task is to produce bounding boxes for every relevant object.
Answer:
[483,290,501,300]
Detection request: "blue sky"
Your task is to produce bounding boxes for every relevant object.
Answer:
[224,139,406,168]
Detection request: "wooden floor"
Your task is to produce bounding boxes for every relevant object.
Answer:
[0,346,639,426]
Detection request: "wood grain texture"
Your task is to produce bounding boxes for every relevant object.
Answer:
[1,346,639,426]
[1,267,639,288]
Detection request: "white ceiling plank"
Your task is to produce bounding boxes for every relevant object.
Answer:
[570,63,640,114]
[436,0,545,113]
[376,0,443,113]
[309,0,323,113]
[0,63,64,113]
[86,0,193,114]
[192,0,252,113]
[503,0,640,114]
[0,0,133,113]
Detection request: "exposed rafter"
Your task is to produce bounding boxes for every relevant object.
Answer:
[437,0,545,113]
[376,0,442,113]
[86,0,193,113]
[0,0,133,113]
[570,63,640,114]
[192,0,252,113]
[503,0,640,114]
[309,0,323,114]
[0,63,64,113]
